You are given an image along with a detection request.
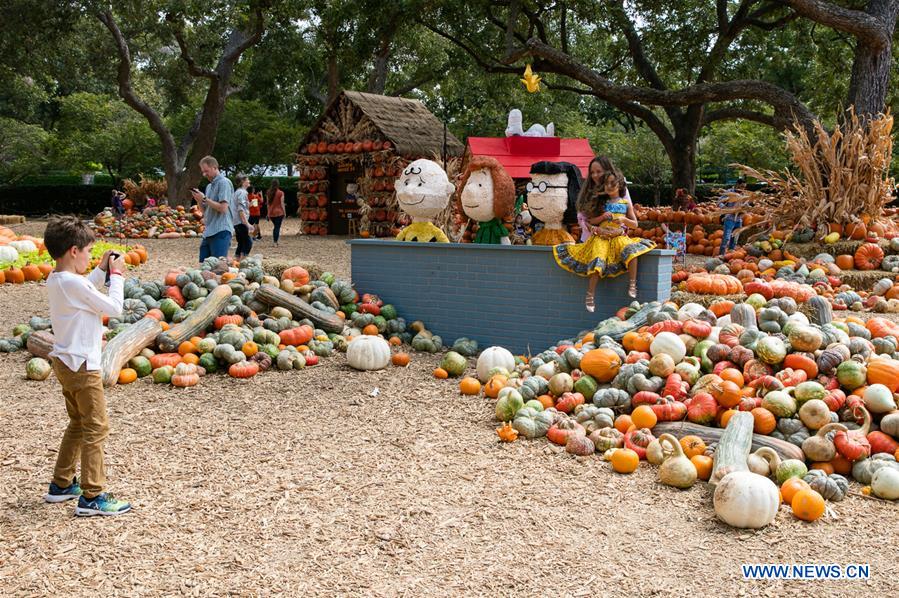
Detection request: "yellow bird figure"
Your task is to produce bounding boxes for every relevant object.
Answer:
[521,64,541,93]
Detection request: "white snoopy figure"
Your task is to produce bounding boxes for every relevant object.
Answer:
[505,109,555,138]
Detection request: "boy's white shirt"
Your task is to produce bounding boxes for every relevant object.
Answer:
[47,267,124,372]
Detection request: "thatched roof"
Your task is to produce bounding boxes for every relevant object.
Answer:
[300,90,465,158]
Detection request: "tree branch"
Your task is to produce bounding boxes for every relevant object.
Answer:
[167,13,216,79]
[779,0,891,48]
[97,11,177,167]
[421,22,521,74]
[221,5,266,64]
[526,37,816,130]
[611,0,666,90]
[702,107,778,127]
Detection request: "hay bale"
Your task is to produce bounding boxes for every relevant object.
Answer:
[838,269,894,292]
[670,291,747,307]
[0,215,26,225]
[262,259,323,281]
[784,239,891,260]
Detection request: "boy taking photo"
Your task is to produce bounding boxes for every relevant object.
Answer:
[42,216,131,516]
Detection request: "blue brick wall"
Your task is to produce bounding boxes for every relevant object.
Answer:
[349,240,675,354]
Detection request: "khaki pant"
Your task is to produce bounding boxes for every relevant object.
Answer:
[51,359,109,498]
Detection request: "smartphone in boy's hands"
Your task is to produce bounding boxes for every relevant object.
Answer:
[104,252,121,286]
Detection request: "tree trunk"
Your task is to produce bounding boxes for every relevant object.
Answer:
[670,150,696,196]
[848,1,899,118]
[327,52,340,104]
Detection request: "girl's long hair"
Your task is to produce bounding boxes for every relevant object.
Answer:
[266,179,280,202]
[577,156,622,216]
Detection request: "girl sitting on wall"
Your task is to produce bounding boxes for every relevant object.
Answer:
[553,169,656,311]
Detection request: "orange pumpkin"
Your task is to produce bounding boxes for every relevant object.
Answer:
[631,405,657,429]
[691,455,713,480]
[610,448,640,473]
[751,407,777,435]
[719,368,745,387]
[866,358,899,392]
[715,380,743,408]
[791,489,825,521]
[433,367,449,379]
[241,341,259,357]
[484,376,505,397]
[622,331,653,353]
[580,348,622,382]
[844,221,867,240]
[835,254,854,270]
[117,368,138,384]
[854,242,884,270]
[4,267,24,284]
[614,414,633,434]
[363,324,379,336]
[459,377,481,395]
[392,352,411,367]
[181,353,200,365]
[22,263,42,282]
[537,394,555,410]
[281,266,310,286]
[679,435,707,458]
[781,477,811,504]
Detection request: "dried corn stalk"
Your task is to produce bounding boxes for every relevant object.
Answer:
[122,174,168,203]
[729,108,895,236]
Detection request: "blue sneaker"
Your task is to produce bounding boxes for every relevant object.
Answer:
[44,477,83,503]
[74,492,132,517]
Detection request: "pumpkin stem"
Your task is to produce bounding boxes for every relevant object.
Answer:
[815,422,848,439]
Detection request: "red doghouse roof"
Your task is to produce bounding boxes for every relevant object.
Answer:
[467,136,595,179]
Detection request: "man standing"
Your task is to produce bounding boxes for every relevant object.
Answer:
[191,156,233,263]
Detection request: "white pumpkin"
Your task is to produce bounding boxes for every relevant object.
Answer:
[871,467,899,500]
[650,332,686,363]
[0,245,18,263]
[534,361,556,380]
[863,384,897,414]
[346,335,391,371]
[476,346,515,382]
[713,471,780,529]
[9,239,37,254]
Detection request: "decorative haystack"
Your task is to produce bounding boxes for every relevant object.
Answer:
[727,108,896,237]
[122,174,168,206]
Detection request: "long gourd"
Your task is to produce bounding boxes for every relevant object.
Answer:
[655,419,803,466]
[100,317,162,387]
[254,284,344,333]
[593,301,661,341]
[711,412,754,485]
[156,285,233,352]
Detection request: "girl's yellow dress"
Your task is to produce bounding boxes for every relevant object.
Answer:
[553,198,656,277]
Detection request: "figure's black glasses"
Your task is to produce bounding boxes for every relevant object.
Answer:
[526,182,567,193]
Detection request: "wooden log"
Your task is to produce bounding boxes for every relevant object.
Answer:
[654,418,804,482]
[26,330,55,360]
[156,285,232,352]
[254,284,344,333]
[101,317,162,387]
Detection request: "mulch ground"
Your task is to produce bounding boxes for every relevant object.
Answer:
[1,219,896,596]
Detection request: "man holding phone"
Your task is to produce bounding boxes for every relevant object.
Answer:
[190,155,233,263]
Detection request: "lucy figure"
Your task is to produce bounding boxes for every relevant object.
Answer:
[458,156,516,244]
[394,159,454,243]
[553,169,656,310]
[526,161,582,246]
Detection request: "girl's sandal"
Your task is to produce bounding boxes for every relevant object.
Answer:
[585,291,595,313]
[628,280,637,298]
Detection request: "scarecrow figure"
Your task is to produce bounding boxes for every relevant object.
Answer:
[457,156,516,245]
[525,161,582,246]
[394,159,454,243]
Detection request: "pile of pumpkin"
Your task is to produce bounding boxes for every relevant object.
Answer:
[440,297,899,527]
[676,231,899,312]
[16,257,438,386]
[0,228,147,285]
[92,205,204,239]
